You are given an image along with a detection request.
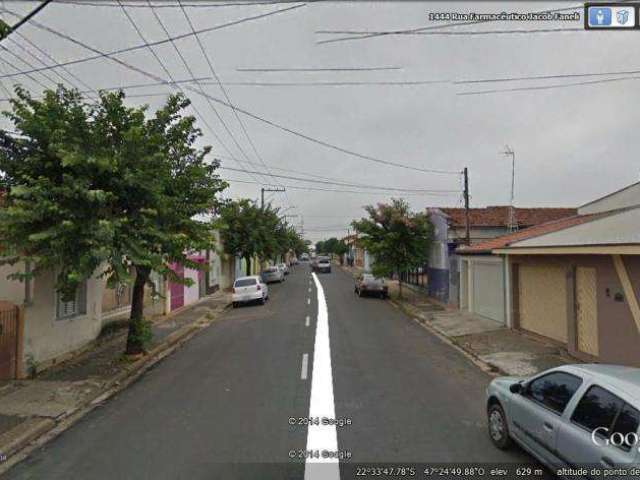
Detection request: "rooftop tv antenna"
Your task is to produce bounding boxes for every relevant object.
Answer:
[501,146,517,232]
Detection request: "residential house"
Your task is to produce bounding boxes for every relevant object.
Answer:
[459,181,640,367]
[427,206,577,305]
[343,234,372,271]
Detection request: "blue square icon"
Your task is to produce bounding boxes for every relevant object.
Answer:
[589,6,612,26]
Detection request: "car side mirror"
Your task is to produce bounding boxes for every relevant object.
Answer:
[509,382,523,394]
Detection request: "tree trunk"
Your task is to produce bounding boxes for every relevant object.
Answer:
[398,267,403,300]
[245,256,251,276]
[126,265,150,355]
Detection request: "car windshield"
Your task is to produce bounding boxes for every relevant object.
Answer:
[234,279,257,287]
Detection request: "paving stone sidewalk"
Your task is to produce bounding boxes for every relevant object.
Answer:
[0,292,230,456]
[341,264,574,377]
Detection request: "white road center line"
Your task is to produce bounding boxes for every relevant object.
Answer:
[304,273,340,480]
[305,315,310,327]
[307,298,311,305]
[300,353,309,380]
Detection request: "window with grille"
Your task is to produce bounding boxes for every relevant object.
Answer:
[56,281,87,320]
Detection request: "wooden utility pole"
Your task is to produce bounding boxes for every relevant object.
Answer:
[463,167,471,245]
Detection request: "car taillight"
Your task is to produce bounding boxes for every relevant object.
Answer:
[256,284,261,291]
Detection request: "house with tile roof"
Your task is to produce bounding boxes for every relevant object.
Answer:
[456,181,640,367]
[426,205,577,305]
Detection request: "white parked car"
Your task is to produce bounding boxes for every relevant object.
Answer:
[277,263,289,275]
[232,276,268,307]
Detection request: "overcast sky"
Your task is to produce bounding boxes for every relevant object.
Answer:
[0,1,637,241]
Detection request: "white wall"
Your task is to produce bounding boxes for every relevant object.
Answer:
[579,182,640,215]
[0,262,26,304]
[184,267,200,305]
[23,270,104,367]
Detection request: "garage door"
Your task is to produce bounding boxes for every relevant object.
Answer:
[472,261,505,324]
[519,264,568,343]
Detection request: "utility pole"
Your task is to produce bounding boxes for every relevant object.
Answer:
[463,167,471,246]
[260,187,285,209]
[501,146,517,232]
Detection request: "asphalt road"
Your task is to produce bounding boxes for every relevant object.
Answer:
[2,266,545,480]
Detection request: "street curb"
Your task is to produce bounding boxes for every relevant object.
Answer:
[0,300,230,475]
[0,418,55,460]
[388,298,506,378]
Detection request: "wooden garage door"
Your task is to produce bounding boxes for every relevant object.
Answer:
[576,267,599,356]
[519,264,568,343]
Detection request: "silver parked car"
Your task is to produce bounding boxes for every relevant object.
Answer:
[261,266,284,283]
[487,364,640,470]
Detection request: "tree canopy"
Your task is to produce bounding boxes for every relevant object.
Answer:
[216,199,305,275]
[0,86,227,353]
[351,198,433,297]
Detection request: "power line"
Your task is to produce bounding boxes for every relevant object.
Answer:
[9,8,461,177]
[5,36,74,89]
[236,66,402,72]
[455,67,640,85]
[0,3,306,81]
[177,0,285,193]
[223,177,458,196]
[316,27,582,36]
[219,153,449,190]
[0,76,213,102]
[203,80,448,87]
[13,31,97,95]
[0,0,53,42]
[457,74,640,96]
[0,45,50,90]
[117,0,264,186]
[220,166,459,193]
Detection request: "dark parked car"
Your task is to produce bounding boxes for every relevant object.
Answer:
[354,274,388,298]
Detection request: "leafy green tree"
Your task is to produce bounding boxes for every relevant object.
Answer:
[315,237,348,263]
[216,199,263,276]
[0,86,226,354]
[351,198,433,298]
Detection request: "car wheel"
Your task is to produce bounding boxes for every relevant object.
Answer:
[488,403,512,450]
[232,302,238,308]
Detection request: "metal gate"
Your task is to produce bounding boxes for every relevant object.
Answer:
[0,302,19,380]
[169,265,185,311]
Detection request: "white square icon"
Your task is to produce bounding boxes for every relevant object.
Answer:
[611,7,635,27]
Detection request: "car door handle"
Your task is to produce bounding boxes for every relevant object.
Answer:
[600,456,614,468]
[543,422,554,431]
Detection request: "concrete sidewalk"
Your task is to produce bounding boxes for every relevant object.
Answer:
[340,264,574,377]
[0,291,231,465]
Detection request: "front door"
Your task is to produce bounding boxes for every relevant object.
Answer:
[576,267,599,357]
